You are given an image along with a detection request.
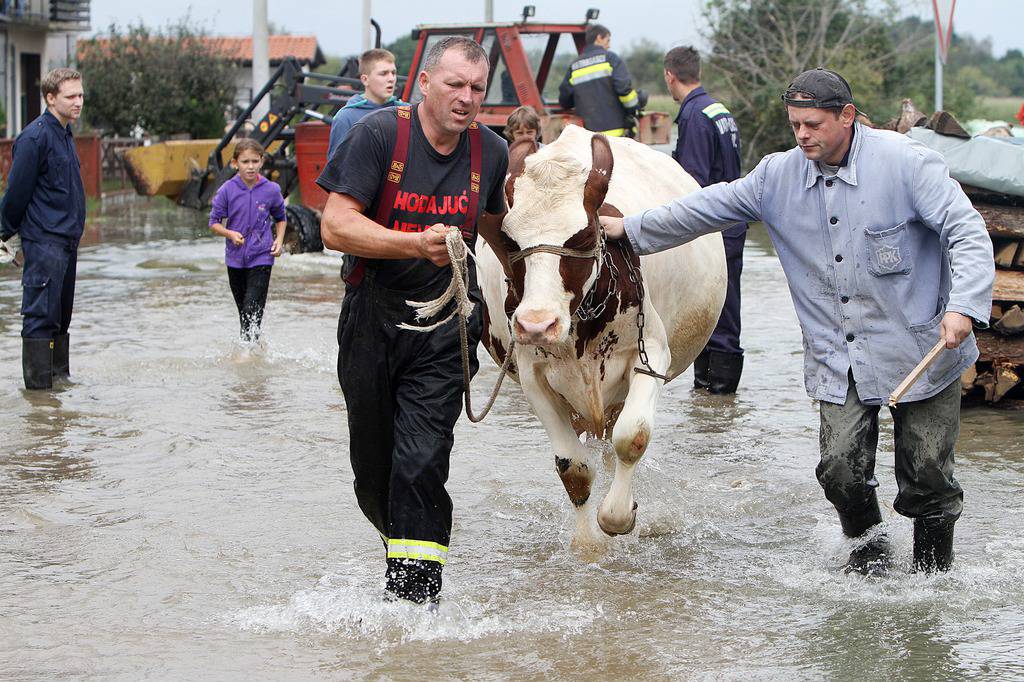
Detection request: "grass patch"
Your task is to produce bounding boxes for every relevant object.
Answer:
[646,94,678,115]
[974,96,1022,122]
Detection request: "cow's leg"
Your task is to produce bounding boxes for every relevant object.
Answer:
[520,361,600,546]
[598,309,671,536]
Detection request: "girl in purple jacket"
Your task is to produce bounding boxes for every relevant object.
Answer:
[209,139,287,342]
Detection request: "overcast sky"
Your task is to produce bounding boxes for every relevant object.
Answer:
[89,0,1024,59]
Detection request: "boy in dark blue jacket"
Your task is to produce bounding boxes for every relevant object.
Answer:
[0,68,86,390]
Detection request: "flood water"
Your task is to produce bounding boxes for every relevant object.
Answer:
[2,197,1023,679]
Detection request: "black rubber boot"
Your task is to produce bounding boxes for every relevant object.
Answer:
[385,558,442,605]
[913,517,955,573]
[53,333,70,379]
[707,351,744,394]
[22,337,54,390]
[843,535,892,576]
[692,349,711,390]
[836,490,884,538]
[837,491,890,576]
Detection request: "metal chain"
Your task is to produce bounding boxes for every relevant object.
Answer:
[622,242,670,383]
[576,228,618,321]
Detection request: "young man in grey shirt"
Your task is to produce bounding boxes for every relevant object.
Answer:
[601,68,993,575]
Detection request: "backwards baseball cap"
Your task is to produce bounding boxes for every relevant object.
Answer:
[781,67,854,109]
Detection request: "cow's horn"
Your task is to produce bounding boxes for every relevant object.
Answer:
[583,134,614,224]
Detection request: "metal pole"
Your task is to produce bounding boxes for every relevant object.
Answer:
[934,34,944,113]
[362,0,372,52]
[484,0,494,22]
[253,0,270,122]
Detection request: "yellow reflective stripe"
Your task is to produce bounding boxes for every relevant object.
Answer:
[388,550,447,565]
[387,538,449,565]
[702,102,729,118]
[598,128,626,137]
[618,89,639,108]
[569,62,613,85]
[388,538,449,552]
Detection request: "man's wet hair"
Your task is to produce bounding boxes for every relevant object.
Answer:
[664,46,701,84]
[422,36,487,73]
[586,24,610,46]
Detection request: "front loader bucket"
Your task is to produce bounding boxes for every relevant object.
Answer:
[122,140,226,200]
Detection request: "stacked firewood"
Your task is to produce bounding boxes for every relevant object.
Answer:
[872,100,1024,406]
[963,192,1024,405]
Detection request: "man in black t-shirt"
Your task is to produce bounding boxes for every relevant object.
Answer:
[317,36,509,605]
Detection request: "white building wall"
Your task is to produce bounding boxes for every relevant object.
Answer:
[5,27,48,137]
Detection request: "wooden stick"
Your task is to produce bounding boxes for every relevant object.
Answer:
[888,339,947,407]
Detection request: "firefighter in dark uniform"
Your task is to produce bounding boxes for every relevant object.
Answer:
[0,68,86,390]
[558,24,644,138]
[664,46,747,394]
[317,37,509,605]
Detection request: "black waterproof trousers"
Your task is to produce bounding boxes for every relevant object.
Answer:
[227,265,272,341]
[337,273,482,602]
[817,371,963,521]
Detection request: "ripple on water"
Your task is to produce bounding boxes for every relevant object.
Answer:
[229,568,602,646]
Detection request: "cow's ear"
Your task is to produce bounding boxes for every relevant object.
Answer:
[504,138,539,208]
[583,134,614,217]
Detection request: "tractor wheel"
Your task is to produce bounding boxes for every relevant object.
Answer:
[284,205,323,254]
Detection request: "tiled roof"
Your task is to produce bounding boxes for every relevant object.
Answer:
[202,35,325,66]
[78,35,325,67]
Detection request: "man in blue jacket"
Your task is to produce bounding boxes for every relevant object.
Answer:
[558,24,643,138]
[0,68,86,390]
[664,46,747,394]
[327,48,405,159]
[601,68,993,575]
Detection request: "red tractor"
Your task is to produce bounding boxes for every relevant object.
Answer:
[292,11,670,232]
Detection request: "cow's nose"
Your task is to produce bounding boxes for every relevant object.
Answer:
[514,314,559,344]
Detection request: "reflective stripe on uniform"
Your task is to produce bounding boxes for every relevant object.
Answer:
[702,102,730,119]
[569,62,613,85]
[387,538,449,565]
[618,89,639,108]
[597,128,627,137]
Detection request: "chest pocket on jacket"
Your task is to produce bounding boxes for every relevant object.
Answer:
[47,154,70,191]
[864,222,912,276]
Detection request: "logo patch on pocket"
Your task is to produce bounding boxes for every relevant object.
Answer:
[875,244,902,271]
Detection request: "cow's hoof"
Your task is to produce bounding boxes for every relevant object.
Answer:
[597,501,639,537]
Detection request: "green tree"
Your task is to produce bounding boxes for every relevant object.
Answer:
[78,19,238,138]
[623,38,668,96]
[384,34,418,79]
[700,0,979,167]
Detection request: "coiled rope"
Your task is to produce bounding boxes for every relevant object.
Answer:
[399,227,516,422]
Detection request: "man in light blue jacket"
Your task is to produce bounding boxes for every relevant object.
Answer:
[601,68,994,575]
[327,48,406,160]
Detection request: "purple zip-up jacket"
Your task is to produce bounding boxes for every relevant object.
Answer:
[209,175,286,268]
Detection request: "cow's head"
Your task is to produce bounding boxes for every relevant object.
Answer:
[501,133,614,347]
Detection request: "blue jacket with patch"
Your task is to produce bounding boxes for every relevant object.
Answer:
[625,123,993,405]
[673,86,742,187]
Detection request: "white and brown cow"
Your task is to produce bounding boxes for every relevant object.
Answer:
[476,124,728,543]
